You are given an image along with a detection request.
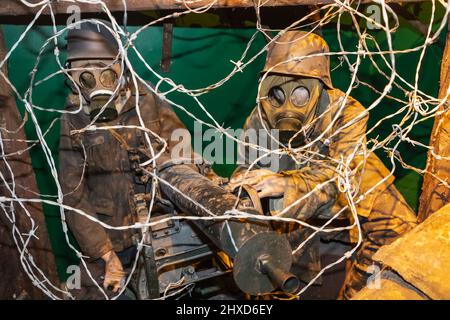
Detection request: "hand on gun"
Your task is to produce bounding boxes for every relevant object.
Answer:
[101,250,126,293]
[228,169,294,198]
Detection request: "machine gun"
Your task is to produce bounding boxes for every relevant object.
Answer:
[131,205,299,299]
[127,150,299,299]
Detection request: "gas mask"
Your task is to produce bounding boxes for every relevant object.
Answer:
[70,59,124,122]
[259,75,323,147]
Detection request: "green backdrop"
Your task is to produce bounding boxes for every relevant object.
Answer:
[1,4,446,280]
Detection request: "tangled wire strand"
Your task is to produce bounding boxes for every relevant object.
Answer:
[0,0,449,300]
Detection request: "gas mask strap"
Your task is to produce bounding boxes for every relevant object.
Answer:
[303,87,330,141]
[315,88,330,119]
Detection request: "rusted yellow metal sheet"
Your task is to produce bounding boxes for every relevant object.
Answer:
[372,203,450,299]
[353,277,426,300]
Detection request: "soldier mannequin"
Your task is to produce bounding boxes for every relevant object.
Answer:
[59,21,257,299]
[229,31,418,299]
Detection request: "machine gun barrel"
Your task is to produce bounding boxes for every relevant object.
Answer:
[159,165,299,296]
[258,255,300,294]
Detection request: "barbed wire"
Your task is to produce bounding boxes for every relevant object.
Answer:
[0,0,449,300]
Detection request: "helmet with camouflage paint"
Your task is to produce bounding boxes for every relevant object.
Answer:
[262,31,333,89]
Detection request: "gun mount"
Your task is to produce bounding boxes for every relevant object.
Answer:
[155,164,299,297]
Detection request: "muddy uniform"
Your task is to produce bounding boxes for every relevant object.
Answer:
[231,31,417,299]
[59,87,202,298]
[235,89,417,299]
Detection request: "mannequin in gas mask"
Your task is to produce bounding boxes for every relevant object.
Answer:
[229,31,417,299]
[59,21,255,299]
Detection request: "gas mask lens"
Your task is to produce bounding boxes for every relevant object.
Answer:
[291,86,310,107]
[79,69,117,89]
[100,69,117,87]
[267,86,285,107]
[267,86,310,108]
[79,72,96,89]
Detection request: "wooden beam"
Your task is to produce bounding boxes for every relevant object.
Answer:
[161,23,173,73]
[0,0,426,17]
[418,19,450,223]
[0,5,314,27]
[0,27,60,299]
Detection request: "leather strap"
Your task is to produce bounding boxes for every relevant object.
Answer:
[241,184,264,215]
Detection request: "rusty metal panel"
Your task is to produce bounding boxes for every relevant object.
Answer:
[372,203,450,299]
[418,22,450,222]
[352,277,426,300]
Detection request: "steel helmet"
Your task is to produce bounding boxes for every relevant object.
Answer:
[66,20,119,62]
[262,31,333,89]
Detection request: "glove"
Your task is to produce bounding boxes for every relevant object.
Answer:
[101,250,126,293]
